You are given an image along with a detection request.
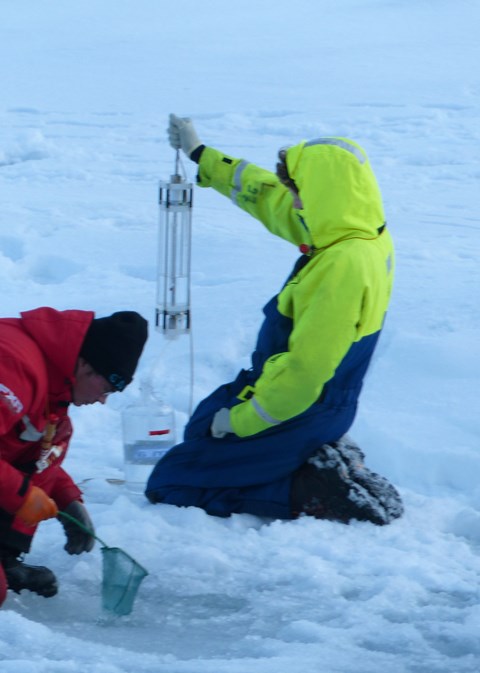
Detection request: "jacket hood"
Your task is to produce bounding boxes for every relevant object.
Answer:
[20,307,94,381]
[286,137,385,249]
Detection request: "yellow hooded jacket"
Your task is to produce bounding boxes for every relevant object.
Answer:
[196,138,394,437]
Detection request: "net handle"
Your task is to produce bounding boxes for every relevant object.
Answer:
[59,510,149,577]
[58,510,109,548]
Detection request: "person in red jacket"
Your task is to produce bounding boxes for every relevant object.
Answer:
[0,307,148,606]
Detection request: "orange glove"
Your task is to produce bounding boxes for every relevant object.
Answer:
[16,486,59,526]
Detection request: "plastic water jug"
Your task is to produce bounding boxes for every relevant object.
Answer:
[122,394,175,493]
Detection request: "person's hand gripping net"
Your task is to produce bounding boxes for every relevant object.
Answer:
[167,113,203,158]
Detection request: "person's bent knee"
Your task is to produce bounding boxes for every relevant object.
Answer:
[145,489,160,504]
[0,567,7,607]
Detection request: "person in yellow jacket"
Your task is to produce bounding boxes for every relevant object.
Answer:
[146,114,403,525]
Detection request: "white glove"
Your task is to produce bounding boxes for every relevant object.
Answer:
[167,113,202,158]
[211,408,233,438]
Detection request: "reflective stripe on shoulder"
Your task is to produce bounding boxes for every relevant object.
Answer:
[0,383,23,414]
[251,397,282,426]
[304,138,366,164]
[231,160,250,204]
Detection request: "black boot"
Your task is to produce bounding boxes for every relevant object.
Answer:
[334,436,404,523]
[291,441,403,525]
[1,551,58,598]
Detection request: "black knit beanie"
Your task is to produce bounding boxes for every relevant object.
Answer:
[80,311,148,391]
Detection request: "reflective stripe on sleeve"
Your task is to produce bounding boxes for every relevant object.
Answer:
[230,160,250,204]
[19,415,44,441]
[304,138,366,164]
[251,397,282,425]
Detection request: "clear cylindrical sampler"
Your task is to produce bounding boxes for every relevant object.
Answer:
[156,172,193,337]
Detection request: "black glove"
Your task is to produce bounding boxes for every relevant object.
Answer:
[59,501,95,555]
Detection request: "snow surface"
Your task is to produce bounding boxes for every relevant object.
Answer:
[1,0,480,671]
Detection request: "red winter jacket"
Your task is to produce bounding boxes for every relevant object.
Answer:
[0,307,94,515]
